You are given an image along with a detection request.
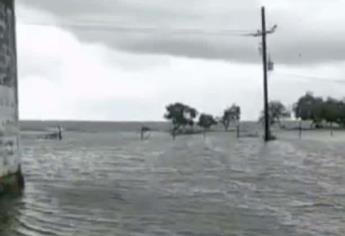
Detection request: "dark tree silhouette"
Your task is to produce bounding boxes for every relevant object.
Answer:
[197,113,217,133]
[294,93,345,132]
[164,102,198,137]
[294,92,323,128]
[260,101,290,126]
[322,98,340,135]
[221,104,241,131]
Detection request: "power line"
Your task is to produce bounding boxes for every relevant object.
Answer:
[19,19,256,37]
[275,72,345,84]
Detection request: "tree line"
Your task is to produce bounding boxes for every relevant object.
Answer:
[259,92,345,129]
[294,92,345,128]
[164,102,241,137]
[163,92,345,138]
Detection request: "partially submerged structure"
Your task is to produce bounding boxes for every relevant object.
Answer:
[0,0,24,195]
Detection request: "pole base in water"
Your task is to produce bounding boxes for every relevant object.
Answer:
[264,132,277,142]
[0,167,24,196]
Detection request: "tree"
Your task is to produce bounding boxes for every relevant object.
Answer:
[197,113,217,133]
[164,102,198,136]
[322,98,340,135]
[337,99,345,127]
[294,92,324,128]
[294,92,345,132]
[322,98,339,123]
[220,104,241,131]
[260,101,290,126]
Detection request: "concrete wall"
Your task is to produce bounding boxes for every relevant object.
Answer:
[0,0,20,179]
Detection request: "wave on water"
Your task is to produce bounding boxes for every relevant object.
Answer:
[2,126,345,235]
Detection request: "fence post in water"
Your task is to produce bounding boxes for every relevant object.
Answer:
[330,122,333,137]
[236,123,240,138]
[298,120,302,139]
[171,127,176,140]
[58,125,62,140]
[140,126,151,140]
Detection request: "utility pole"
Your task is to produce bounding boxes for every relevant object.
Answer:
[261,6,270,142]
[246,7,276,141]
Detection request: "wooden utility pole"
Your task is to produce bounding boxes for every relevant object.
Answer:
[261,6,270,142]
[248,7,276,141]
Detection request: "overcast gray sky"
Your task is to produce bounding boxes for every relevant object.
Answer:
[16,0,345,121]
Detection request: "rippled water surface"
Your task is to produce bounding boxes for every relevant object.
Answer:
[1,130,345,235]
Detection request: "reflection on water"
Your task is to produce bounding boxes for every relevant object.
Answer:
[0,195,22,236]
[1,130,345,235]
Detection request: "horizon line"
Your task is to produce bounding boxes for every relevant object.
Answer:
[19,119,272,123]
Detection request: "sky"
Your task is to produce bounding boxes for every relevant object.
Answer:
[16,0,345,121]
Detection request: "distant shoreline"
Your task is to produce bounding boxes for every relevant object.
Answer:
[19,120,345,134]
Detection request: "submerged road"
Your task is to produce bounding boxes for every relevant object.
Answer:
[1,130,345,235]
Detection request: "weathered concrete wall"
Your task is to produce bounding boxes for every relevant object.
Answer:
[0,0,22,194]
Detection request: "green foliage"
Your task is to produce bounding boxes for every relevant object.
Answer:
[197,113,217,130]
[221,104,241,131]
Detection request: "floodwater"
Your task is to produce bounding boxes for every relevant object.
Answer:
[1,127,345,235]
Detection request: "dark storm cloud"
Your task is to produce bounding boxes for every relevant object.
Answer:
[17,0,345,65]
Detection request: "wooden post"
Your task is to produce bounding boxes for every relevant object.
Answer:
[261,6,270,142]
[299,120,302,139]
[236,123,240,138]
